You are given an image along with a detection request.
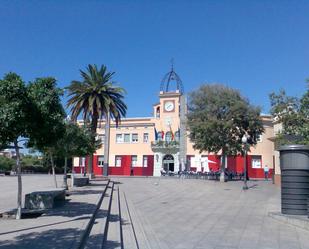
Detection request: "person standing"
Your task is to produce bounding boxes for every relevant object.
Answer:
[264,165,269,180]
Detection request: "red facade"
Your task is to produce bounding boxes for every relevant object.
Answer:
[74,154,271,179]
[76,155,155,176]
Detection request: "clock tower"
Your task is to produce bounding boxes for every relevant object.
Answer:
[152,63,187,175]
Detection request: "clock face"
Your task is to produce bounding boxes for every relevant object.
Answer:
[164,101,174,112]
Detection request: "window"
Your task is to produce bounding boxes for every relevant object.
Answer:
[143,155,148,167]
[201,155,210,171]
[131,155,137,167]
[252,155,262,168]
[175,131,180,141]
[132,133,138,143]
[116,134,123,143]
[115,156,122,167]
[165,131,172,142]
[124,133,130,143]
[156,107,160,118]
[143,133,149,143]
[157,132,163,141]
[79,157,86,167]
[257,135,263,143]
[97,156,104,167]
[98,134,105,144]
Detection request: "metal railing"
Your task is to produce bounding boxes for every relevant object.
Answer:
[151,140,179,149]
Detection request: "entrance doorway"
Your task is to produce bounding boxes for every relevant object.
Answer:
[163,154,174,172]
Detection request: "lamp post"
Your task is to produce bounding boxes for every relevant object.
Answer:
[242,134,249,190]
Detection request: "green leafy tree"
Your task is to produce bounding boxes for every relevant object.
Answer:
[0,72,29,219]
[66,64,127,177]
[27,77,66,187]
[187,84,264,182]
[21,155,42,167]
[55,122,97,189]
[270,86,309,145]
[0,156,15,171]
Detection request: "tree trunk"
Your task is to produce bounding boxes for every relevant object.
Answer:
[14,140,22,220]
[50,153,58,188]
[62,156,68,190]
[219,149,226,182]
[88,115,98,179]
[103,112,110,177]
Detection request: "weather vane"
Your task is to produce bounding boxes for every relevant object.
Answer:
[170,58,174,71]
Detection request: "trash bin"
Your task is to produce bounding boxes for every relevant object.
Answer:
[279,145,309,215]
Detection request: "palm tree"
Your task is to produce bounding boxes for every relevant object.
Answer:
[66,64,127,177]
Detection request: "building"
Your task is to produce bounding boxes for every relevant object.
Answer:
[0,149,16,158]
[73,68,275,178]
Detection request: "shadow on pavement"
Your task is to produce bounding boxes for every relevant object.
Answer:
[45,200,102,218]
[0,216,89,236]
[248,184,259,189]
[0,227,121,249]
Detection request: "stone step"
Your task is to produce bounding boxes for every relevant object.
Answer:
[119,189,138,249]
[84,181,114,249]
[105,186,122,249]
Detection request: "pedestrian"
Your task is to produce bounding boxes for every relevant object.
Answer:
[264,165,269,180]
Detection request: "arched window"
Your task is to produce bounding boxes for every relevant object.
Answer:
[175,131,180,141]
[156,107,160,118]
[165,131,172,142]
[157,132,163,141]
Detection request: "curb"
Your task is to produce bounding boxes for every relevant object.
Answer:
[268,212,309,231]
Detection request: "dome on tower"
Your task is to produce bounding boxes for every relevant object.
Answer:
[160,61,184,94]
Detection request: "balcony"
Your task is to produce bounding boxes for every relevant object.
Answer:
[151,140,180,153]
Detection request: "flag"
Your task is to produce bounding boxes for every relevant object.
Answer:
[170,125,174,141]
[154,127,158,140]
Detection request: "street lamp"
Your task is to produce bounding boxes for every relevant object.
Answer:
[242,134,249,190]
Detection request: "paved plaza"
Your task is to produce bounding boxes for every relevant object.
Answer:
[0,175,106,249]
[0,175,309,249]
[115,177,309,249]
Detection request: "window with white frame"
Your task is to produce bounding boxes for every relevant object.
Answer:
[143,133,149,143]
[97,156,104,167]
[143,155,148,167]
[124,133,130,143]
[131,155,137,167]
[175,131,180,141]
[157,132,163,141]
[252,155,262,168]
[132,133,138,143]
[115,156,122,167]
[79,157,86,167]
[165,131,172,142]
[116,134,123,143]
[98,134,105,145]
[257,134,263,143]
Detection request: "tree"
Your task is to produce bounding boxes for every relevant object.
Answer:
[269,86,309,146]
[187,84,264,182]
[0,72,29,219]
[66,64,127,177]
[55,122,98,189]
[0,156,15,172]
[27,77,66,187]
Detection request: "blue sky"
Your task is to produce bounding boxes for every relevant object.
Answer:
[0,0,308,117]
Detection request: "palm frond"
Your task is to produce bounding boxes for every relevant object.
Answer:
[67,64,127,128]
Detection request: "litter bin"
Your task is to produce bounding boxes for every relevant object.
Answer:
[279,145,309,215]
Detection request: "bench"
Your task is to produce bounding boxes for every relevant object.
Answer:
[73,176,89,187]
[25,189,66,210]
